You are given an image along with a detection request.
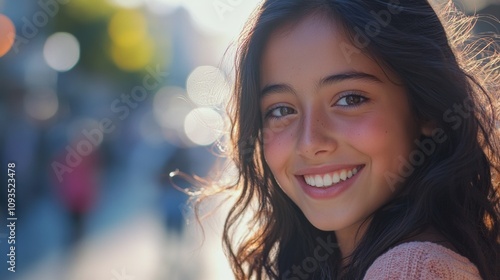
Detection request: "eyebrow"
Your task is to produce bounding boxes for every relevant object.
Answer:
[260,71,382,97]
[319,71,382,87]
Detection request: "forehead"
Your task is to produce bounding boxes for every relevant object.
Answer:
[260,14,396,88]
[268,13,341,53]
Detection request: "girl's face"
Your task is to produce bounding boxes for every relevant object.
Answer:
[260,15,425,241]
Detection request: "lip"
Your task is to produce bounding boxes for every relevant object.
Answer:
[295,164,365,200]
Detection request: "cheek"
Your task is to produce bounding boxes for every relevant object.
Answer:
[344,113,416,172]
[263,127,295,172]
[342,114,392,149]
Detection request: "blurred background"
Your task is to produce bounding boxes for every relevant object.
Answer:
[0,0,498,280]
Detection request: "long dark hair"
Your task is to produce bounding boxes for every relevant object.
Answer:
[201,0,500,279]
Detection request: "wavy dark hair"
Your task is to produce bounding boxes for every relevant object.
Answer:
[196,0,500,279]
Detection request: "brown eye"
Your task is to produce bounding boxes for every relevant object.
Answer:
[346,95,362,105]
[279,107,295,116]
[336,94,366,106]
[266,106,296,119]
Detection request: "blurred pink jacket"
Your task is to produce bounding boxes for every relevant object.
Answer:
[56,151,99,214]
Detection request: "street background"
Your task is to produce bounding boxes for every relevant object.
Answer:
[0,0,498,279]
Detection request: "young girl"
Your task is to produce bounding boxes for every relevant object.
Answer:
[199,0,500,279]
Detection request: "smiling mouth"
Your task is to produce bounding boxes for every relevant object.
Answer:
[303,165,364,188]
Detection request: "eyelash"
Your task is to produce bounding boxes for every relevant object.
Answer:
[263,92,368,120]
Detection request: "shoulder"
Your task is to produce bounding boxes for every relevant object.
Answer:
[363,241,482,280]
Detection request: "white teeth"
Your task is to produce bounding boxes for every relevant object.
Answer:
[303,166,361,188]
[314,175,324,187]
[340,170,347,181]
[332,173,340,184]
[323,174,332,186]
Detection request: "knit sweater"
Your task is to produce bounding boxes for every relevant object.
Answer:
[363,241,482,279]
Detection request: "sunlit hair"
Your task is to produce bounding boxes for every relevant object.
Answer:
[193,0,500,279]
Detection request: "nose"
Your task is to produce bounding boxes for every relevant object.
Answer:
[296,109,337,159]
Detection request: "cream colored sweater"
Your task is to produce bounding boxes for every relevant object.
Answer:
[363,241,482,279]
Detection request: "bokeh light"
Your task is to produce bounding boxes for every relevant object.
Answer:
[24,88,59,121]
[108,9,154,71]
[43,32,81,72]
[153,86,193,131]
[111,38,154,71]
[0,14,15,57]
[108,9,147,47]
[186,65,231,107]
[184,108,224,146]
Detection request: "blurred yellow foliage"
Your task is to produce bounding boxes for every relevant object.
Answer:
[111,37,155,71]
[108,9,147,47]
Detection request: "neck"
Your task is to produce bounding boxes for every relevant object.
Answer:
[335,217,372,260]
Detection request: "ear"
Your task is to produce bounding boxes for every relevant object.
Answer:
[420,120,436,137]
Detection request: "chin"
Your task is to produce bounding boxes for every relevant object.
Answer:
[304,214,343,232]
